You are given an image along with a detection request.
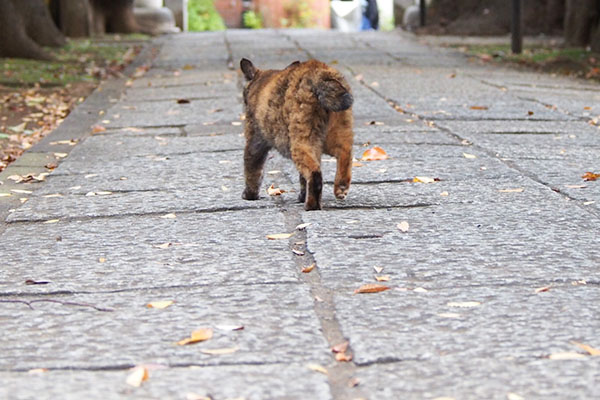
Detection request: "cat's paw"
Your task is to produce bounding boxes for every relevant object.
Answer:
[242,188,259,200]
[334,183,349,200]
[304,199,322,211]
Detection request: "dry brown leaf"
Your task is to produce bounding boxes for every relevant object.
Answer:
[302,263,315,273]
[361,146,388,161]
[331,341,349,353]
[176,328,214,346]
[266,233,294,240]
[498,188,524,193]
[91,125,106,134]
[147,300,174,309]
[200,346,239,355]
[397,221,409,232]
[126,366,149,387]
[535,286,551,293]
[470,105,488,110]
[267,184,285,196]
[582,172,600,181]
[571,341,600,356]
[354,283,390,294]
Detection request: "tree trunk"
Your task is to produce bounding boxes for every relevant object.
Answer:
[90,0,139,34]
[57,0,93,37]
[0,0,65,60]
[564,0,600,47]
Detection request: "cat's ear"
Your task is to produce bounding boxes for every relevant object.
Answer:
[286,60,301,69]
[240,58,257,81]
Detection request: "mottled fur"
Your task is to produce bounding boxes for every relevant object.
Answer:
[240,58,354,210]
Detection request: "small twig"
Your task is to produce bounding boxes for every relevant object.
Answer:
[0,299,114,312]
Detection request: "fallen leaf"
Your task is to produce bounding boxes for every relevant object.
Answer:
[201,346,240,355]
[126,366,149,387]
[91,125,106,134]
[413,176,437,184]
[447,301,480,308]
[331,341,349,353]
[335,352,353,362]
[155,242,172,249]
[571,341,600,356]
[53,153,68,158]
[413,287,428,293]
[177,99,191,104]
[361,146,388,161]
[27,368,48,374]
[354,283,390,294]
[185,393,212,400]
[43,219,60,224]
[437,312,461,318]
[397,221,409,232]
[302,263,315,273]
[527,111,534,116]
[215,324,244,331]
[507,393,525,400]
[45,163,58,169]
[462,152,477,159]
[440,191,449,196]
[535,286,551,293]
[498,188,524,193]
[470,106,488,110]
[98,257,106,263]
[296,222,310,230]
[582,172,600,181]
[352,161,364,167]
[0,193,12,197]
[267,184,285,196]
[25,279,50,285]
[176,328,214,346]
[548,352,586,360]
[375,275,391,282]
[11,189,33,194]
[161,213,177,219]
[147,300,174,309]
[373,266,383,273]
[565,184,586,189]
[266,233,294,240]
[307,363,328,374]
[231,121,242,126]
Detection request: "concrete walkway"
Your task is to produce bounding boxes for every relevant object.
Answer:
[1,29,599,399]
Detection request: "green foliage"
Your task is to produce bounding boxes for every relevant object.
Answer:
[0,36,143,86]
[281,0,314,28]
[188,0,226,31]
[243,11,263,29]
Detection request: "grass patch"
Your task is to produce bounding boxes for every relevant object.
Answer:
[456,44,600,81]
[188,0,226,31]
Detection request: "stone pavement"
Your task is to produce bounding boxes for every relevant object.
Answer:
[1,29,599,399]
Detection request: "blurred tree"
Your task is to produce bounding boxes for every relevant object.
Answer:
[564,0,600,51]
[0,0,66,60]
[55,0,139,37]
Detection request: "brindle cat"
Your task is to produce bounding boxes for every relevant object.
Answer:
[240,58,354,211]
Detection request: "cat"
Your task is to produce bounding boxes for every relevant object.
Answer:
[240,58,354,211]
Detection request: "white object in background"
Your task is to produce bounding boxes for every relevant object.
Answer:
[331,0,362,32]
[135,0,164,8]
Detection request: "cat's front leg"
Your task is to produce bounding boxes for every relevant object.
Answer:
[242,133,270,200]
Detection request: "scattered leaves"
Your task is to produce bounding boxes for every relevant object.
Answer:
[146,300,174,309]
[397,221,409,232]
[266,233,294,240]
[361,146,388,161]
[126,366,149,387]
[176,328,214,346]
[582,171,600,181]
[354,283,390,294]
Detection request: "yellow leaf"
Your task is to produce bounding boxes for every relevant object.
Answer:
[302,263,315,273]
[126,366,149,387]
[266,233,293,240]
[582,171,600,181]
[98,257,106,263]
[375,275,390,282]
[147,300,174,309]
[571,341,600,356]
[354,283,390,294]
[176,328,213,345]
[462,152,477,159]
[307,363,328,374]
[267,184,285,196]
[361,146,388,161]
[200,346,239,355]
[548,352,586,360]
[397,221,409,232]
[413,176,436,184]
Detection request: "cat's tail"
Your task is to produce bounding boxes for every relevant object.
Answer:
[314,76,353,112]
